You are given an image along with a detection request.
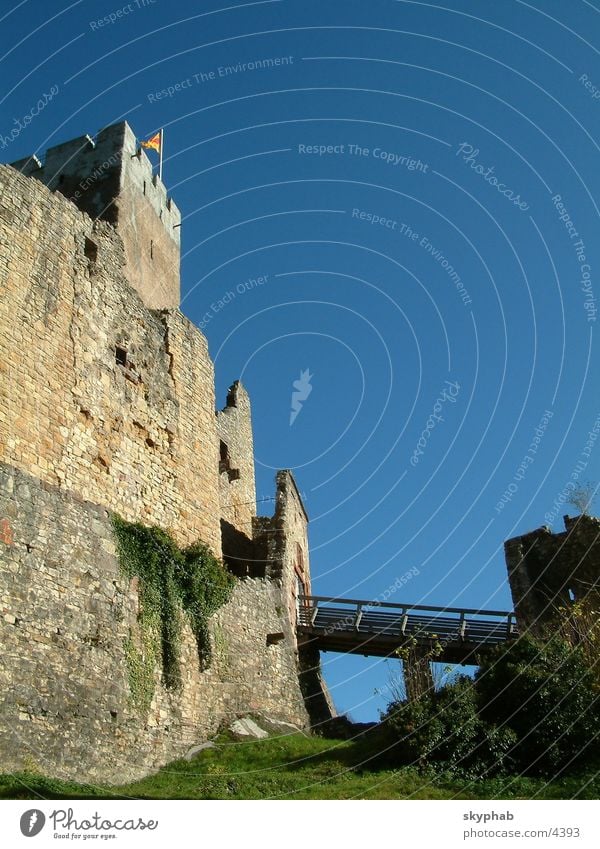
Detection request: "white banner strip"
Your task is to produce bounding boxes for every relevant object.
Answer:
[0,800,599,847]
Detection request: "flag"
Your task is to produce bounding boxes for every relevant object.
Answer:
[141,130,162,154]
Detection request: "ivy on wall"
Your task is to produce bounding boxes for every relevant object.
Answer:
[112,516,235,705]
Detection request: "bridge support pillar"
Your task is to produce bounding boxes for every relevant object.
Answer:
[404,646,434,702]
[298,640,337,726]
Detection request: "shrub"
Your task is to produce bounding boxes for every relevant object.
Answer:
[384,676,516,778]
[476,635,600,775]
[555,600,600,689]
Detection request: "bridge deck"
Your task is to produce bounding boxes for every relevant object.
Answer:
[297,595,518,664]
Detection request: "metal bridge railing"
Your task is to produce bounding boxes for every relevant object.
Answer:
[297,595,518,646]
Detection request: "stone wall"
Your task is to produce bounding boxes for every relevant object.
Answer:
[0,163,219,553]
[0,141,334,784]
[273,470,312,632]
[217,381,257,561]
[10,122,180,310]
[504,514,600,635]
[251,470,335,725]
[0,462,310,784]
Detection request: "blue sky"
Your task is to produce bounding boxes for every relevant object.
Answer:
[2,0,600,721]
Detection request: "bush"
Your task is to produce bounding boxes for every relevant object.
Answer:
[383,633,600,778]
[384,676,516,778]
[476,635,600,775]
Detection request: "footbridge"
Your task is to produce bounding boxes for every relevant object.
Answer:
[297,595,519,665]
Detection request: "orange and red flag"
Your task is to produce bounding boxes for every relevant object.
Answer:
[141,130,162,154]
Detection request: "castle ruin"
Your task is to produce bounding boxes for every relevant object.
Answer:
[0,122,331,784]
[3,121,597,787]
[505,513,600,636]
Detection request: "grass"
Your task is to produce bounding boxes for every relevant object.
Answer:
[1,727,598,800]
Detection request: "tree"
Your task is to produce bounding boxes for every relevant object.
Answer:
[567,481,597,515]
[477,635,600,774]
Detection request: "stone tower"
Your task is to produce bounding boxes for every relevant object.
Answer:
[505,514,600,636]
[217,381,257,537]
[11,121,180,309]
[0,123,333,784]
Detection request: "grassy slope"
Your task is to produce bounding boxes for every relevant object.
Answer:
[1,729,598,800]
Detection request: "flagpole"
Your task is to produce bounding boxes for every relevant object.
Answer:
[159,128,163,182]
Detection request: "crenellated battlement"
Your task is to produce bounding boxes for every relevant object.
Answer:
[10,121,181,309]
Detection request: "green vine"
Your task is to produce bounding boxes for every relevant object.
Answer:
[112,515,235,699]
[124,634,158,713]
[395,630,444,663]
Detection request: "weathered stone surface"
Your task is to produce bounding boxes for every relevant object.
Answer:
[0,462,310,784]
[10,122,180,309]
[0,127,334,785]
[229,718,269,739]
[0,162,218,553]
[217,381,257,543]
[505,514,600,635]
[185,742,216,760]
[251,715,305,735]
